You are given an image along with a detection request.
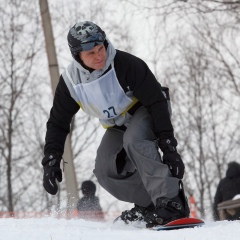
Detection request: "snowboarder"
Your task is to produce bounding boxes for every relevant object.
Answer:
[41,21,190,227]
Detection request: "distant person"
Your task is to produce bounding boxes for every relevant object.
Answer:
[77,180,104,220]
[213,161,240,221]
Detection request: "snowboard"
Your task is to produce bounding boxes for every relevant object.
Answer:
[151,217,204,231]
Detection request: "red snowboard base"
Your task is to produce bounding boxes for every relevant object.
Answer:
[152,217,204,231]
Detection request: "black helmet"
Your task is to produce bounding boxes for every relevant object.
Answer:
[81,180,96,196]
[226,161,240,178]
[67,21,106,59]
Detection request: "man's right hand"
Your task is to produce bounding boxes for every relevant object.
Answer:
[42,153,62,195]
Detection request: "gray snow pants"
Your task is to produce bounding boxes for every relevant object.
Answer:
[94,107,180,207]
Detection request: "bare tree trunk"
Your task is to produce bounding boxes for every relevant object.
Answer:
[6,148,13,214]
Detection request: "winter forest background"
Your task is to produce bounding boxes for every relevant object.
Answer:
[1,0,240,220]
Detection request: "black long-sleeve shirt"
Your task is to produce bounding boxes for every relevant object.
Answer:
[44,50,174,155]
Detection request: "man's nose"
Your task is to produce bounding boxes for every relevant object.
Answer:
[95,51,102,59]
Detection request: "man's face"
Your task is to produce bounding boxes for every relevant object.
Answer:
[79,44,107,70]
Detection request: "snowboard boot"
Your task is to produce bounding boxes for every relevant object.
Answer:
[144,184,190,228]
[118,203,155,224]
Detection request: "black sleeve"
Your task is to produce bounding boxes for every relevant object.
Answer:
[213,181,223,221]
[116,51,174,139]
[94,196,103,211]
[76,199,84,211]
[44,75,80,155]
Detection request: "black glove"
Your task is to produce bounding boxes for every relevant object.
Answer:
[158,138,185,179]
[42,153,62,195]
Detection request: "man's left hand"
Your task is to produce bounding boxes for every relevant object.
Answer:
[158,138,185,179]
[162,151,185,179]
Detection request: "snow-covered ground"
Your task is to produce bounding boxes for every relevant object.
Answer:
[0,217,240,240]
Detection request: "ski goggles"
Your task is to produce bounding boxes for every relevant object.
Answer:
[80,32,106,51]
[81,40,105,51]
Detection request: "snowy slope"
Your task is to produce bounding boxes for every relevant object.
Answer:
[0,217,240,240]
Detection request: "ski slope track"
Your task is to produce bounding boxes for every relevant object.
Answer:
[0,217,239,240]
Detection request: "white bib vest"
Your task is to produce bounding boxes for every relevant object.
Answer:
[66,66,137,127]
